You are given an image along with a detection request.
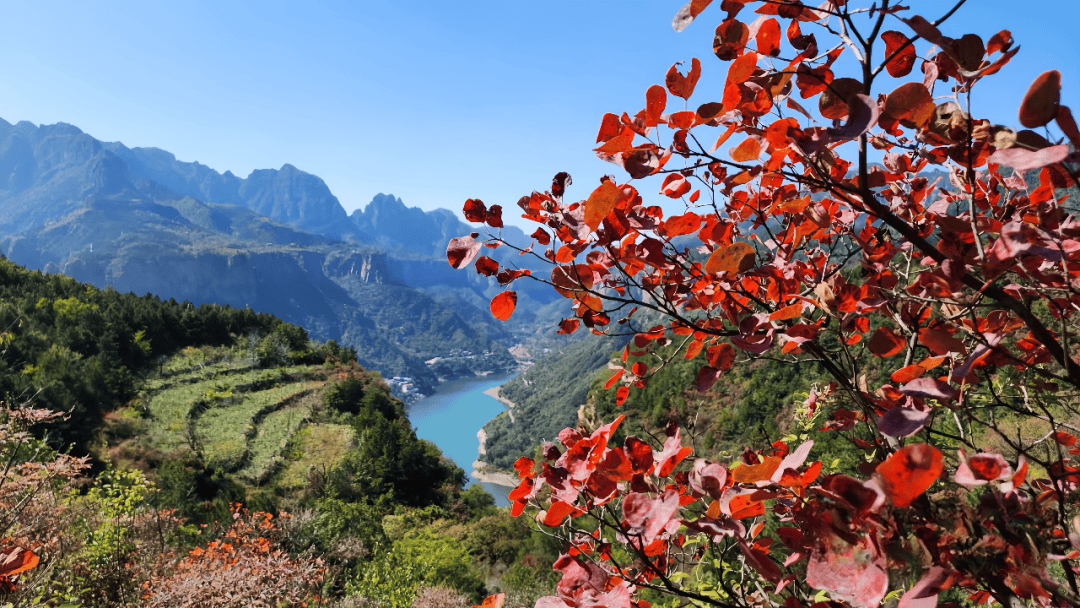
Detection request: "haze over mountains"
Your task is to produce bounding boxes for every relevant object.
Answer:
[0,117,559,395]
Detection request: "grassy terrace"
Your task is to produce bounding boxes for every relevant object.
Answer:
[141,345,326,477]
[277,423,356,492]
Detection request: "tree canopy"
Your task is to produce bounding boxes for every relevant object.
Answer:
[452,1,1080,606]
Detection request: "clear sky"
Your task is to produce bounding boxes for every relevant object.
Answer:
[0,1,1075,228]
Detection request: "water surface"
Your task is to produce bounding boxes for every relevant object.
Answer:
[407,372,516,507]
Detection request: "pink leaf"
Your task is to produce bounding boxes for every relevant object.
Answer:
[553,554,609,603]
[447,235,483,269]
[622,488,681,544]
[806,532,889,608]
[534,597,569,608]
[899,377,959,402]
[877,405,931,437]
[898,567,954,608]
[988,145,1069,172]
[690,459,728,499]
[770,440,814,483]
[954,449,1013,487]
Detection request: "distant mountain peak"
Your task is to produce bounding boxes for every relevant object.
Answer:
[0,116,364,241]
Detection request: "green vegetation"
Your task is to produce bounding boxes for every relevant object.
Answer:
[481,331,631,470]
[0,255,558,607]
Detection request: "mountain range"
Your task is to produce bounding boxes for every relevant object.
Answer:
[0,117,562,395]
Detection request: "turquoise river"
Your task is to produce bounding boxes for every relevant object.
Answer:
[406,372,516,507]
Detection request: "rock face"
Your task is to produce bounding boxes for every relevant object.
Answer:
[350,193,532,258]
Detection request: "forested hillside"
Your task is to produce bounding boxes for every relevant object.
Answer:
[0,256,560,607]
[0,118,554,396]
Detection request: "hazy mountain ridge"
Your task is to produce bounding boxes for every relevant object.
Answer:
[0,117,537,395]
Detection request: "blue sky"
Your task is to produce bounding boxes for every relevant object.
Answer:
[0,1,1075,228]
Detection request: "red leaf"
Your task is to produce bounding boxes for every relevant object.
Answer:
[1056,105,1080,148]
[755,18,781,57]
[584,181,620,230]
[875,443,944,507]
[0,547,37,580]
[818,78,862,120]
[616,386,630,406]
[884,82,934,123]
[1019,70,1061,128]
[867,326,904,357]
[596,113,623,143]
[447,235,483,269]
[660,174,692,199]
[891,364,925,384]
[552,555,610,603]
[472,593,506,608]
[695,366,722,392]
[795,63,832,98]
[986,29,1013,55]
[899,377,959,402]
[918,328,966,356]
[713,19,750,61]
[730,456,781,484]
[881,31,916,77]
[631,361,648,377]
[604,369,623,390]
[1053,431,1078,446]
[551,264,595,298]
[727,51,758,85]
[955,450,1012,487]
[645,85,667,127]
[532,228,551,246]
[739,541,781,582]
[672,0,713,32]
[655,428,692,477]
[486,205,503,228]
[463,198,488,223]
[514,457,536,479]
[490,291,517,321]
[770,440,814,483]
[624,437,654,474]
[542,500,579,527]
[474,256,499,276]
[769,303,802,322]
[729,136,761,161]
[684,339,704,360]
[689,459,727,498]
[659,212,701,237]
[558,319,579,334]
[705,242,756,274]
[665,58,702,99]
[552,172,572,199]
[705,343,736,370]
[729,494,764,519]
[877,406,931,438]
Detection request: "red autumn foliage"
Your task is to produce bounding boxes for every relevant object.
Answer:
[454,1,1080,606]
[141,506,324,608]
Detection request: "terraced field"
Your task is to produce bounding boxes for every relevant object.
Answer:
[140,347,333,486]
[277,423,357,492]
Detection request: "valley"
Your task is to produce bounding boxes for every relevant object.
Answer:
[0,117,561,399]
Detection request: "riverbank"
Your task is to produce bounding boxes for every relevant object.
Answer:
[472,426,518,487]
[483,385,515,422]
